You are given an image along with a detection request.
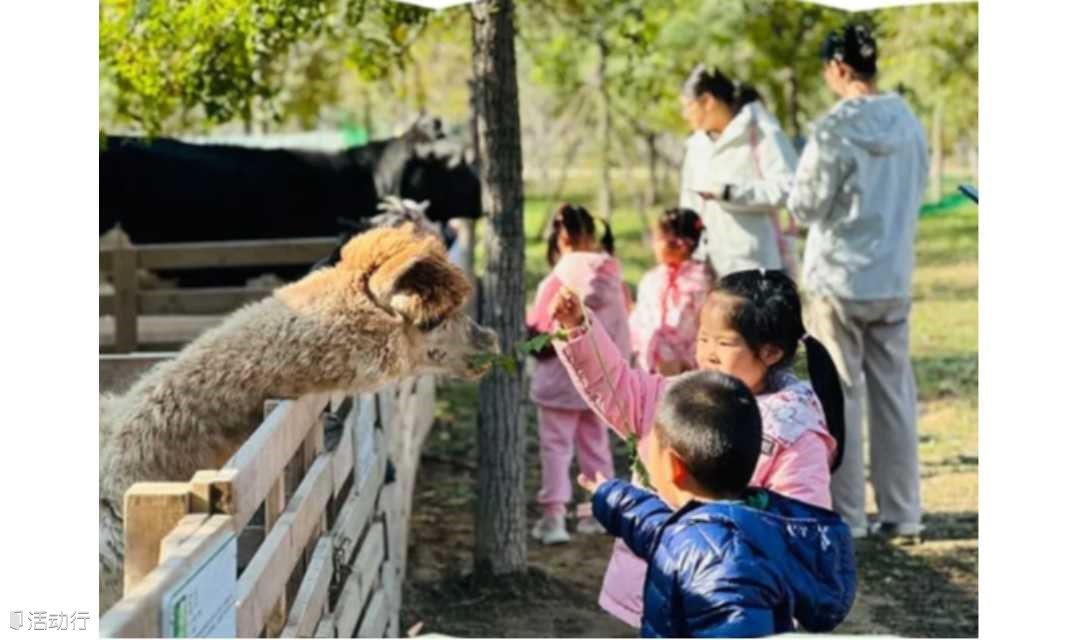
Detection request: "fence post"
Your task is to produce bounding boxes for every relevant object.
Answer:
[113,244,138,352]
[122,483,191,595]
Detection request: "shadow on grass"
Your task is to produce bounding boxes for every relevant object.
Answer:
[913,353,979,402]
[855,513,978,636]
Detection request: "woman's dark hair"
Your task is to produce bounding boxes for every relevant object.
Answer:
[654,370,762,497]
[710,269,846,472]
[682,64,762,117]
[546,203,614,267]
[821,23,878,80]
[657,207,705,254]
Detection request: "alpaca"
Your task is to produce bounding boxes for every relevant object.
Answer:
[99,223,498,609]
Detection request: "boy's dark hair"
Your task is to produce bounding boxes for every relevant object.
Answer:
[821,23,878,80]
[682,64,762,118]
[657,207,705,254]
[709,270,847,472]
[546,203,615,267]
[654,370,762,496]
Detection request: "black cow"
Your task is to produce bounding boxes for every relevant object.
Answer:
[99,116,481,287]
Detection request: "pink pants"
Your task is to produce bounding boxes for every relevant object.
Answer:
[537,407,615,518]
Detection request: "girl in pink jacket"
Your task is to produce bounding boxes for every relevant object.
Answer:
[526,204,633,545]
[548,268,846,628]
[628,207,711,376]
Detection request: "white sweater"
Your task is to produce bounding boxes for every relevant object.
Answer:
[788,93,929,300]
[679,101,799,277]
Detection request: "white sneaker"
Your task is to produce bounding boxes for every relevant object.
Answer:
[576,516,606,535]
[531,516,570,545]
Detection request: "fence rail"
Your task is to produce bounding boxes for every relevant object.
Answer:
[99,356,433,638]
[100,237,339,352]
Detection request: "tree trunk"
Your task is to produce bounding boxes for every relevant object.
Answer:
[596,37,614,221]
[646,132,659,206]
[789,68,801,140]
[930,98,945,203]
[470,0,528,578]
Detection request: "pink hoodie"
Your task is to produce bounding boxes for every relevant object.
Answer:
[555,313,836,628]
[528,252,632,409]
[628,260,711,372]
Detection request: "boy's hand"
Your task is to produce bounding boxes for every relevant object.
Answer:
[549,287,585,329]
[577,471,609,495]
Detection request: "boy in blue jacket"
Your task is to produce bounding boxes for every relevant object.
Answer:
[578,370,856,637]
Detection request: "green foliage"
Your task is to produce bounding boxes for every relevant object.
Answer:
[875,3,979,150]
[467,329,572,377]
[99,0,439,135]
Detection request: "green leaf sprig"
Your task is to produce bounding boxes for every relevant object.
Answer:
[625,433,651,489]
[466,328,572,376]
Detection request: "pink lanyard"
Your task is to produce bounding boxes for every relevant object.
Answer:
[748,119,799,244]
[649,264,683,367]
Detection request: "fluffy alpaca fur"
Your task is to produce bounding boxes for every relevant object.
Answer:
[99,223,497,609]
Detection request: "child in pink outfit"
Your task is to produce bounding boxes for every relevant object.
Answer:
[526,204,632,544]
[628,208,711,376]
[548,268,847,628]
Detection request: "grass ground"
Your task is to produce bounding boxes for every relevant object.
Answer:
[402,192,978,637]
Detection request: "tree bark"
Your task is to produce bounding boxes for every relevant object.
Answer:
[470,0,528,578]
[596,36,614,220]
[646,131,659,206]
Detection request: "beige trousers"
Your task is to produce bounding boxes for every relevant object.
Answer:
[805,295,922,529]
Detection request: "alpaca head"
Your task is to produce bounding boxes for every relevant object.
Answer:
[336,223,499,381]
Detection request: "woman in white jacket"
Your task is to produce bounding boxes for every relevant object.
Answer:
[678,65,800,278]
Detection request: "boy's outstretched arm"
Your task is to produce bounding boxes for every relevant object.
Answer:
[550,287,666,440]
[586,476,671,560]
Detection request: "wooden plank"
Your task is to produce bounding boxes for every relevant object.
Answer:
[136,237,339,270]
[158,514,210,563]
[138,288,272,315]
[113,245,138,353]
[380,482,404,639]
[312,615,335,638]
[382,560,400,638]
[100,515,233,638]
[376,387,397,432]
[264,476,288,637]
[357,587,389,638]
[100,293,114,317]
[191,394,327,527]
[236,454,334,637]
[352,428,385,529]
[122,483,191,595]
[280,537,334,638]
[333,523,385,638]
[330,418,355,497]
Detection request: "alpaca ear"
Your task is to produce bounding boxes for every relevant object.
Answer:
[367,242,471,326]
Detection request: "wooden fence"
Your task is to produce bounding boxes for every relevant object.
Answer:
[99,354,436,638]
[99,237,339,353]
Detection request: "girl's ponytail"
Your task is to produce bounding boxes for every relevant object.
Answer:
[713,269,847,473]
[802,334,846,472]
[599,219,615,255]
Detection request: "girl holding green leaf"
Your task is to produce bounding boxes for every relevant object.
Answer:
[548,269,845,629]
[525,203,633,546]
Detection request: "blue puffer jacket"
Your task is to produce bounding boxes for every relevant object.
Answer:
[592,480,857,637]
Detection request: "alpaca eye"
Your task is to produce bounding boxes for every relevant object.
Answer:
[417,316,445,332]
